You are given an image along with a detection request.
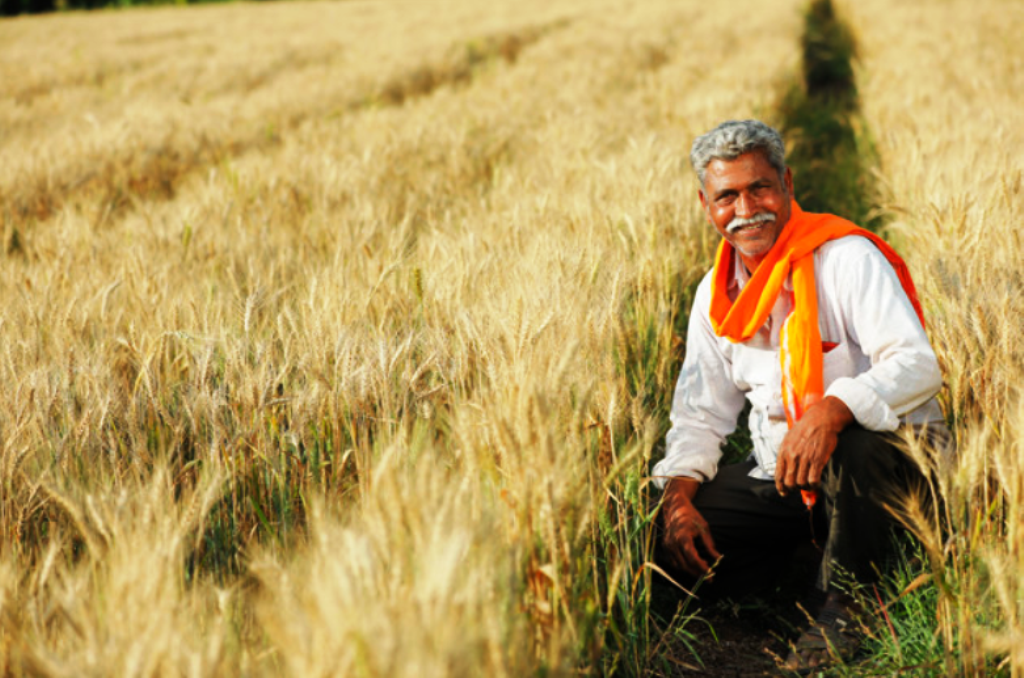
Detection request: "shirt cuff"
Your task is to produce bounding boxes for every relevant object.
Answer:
[651,456,715,490]
[825,377,900,431]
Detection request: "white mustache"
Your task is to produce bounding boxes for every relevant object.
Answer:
[725,212,776,234]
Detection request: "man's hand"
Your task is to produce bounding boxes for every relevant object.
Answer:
[775,396,854,496]
[661,477,722,578]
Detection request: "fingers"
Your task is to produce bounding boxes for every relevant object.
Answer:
[779,453,818,493]
[794,451,810,489]
[664,523,716,577]
[776,402,846,494]
[679,541,710,577]
[775,450,789,496]
[776,428,834,494]
[661,494,719,577]
[665,529,708,577]
[698,528,723,562]
[806,458,824,487]
[785,458,799,493]
[777,451,802,495]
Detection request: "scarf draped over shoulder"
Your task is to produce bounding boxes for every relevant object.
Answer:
[708,201,925,426]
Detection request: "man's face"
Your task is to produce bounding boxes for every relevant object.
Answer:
[699,151,793,270]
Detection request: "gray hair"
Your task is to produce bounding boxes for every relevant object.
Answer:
[689,120,787,188]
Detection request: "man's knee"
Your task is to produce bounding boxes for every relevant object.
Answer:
[829,425,898,471]
[824,425,911,500]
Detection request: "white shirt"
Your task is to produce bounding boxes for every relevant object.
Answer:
[652,235,945,487]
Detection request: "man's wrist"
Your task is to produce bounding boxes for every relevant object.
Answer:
[820,395,855,432]
[665,476,701,504]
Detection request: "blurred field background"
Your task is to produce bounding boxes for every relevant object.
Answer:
[0,0,1021,674]
[0,0,801,674]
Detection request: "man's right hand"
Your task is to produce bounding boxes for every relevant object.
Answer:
[661,477,722,578]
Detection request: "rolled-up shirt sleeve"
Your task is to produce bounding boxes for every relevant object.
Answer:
[823,242,943,430]
[652,279,747,488]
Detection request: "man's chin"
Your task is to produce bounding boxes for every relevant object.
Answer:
[731,239,775,259]
[731,225,784,259]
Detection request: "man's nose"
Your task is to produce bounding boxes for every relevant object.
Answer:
[735,192,756,217]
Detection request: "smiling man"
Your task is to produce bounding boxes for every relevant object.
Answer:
[652,120,946,671]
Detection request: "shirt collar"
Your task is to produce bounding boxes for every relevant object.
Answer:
[728,250,748,292]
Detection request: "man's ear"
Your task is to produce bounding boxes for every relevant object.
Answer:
[784,167,794,197]
[698,189,715,225]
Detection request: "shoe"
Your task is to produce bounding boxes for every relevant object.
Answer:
[781,590,865,674]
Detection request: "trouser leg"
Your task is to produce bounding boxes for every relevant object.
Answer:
[654,426,921,598]
[655,459,811,599]
[816,425,918,591]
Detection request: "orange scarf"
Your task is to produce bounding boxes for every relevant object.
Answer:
[709,201,925,425]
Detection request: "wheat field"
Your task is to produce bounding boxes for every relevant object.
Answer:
[0,0,805,674]
[847,0,1024,672]
[2,0,1022,674]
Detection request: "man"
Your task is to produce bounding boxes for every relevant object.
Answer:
[652,119,945,671]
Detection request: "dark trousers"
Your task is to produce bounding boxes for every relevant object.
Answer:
[658,425,920,597]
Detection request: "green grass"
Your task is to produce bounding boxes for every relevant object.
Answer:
[600,262,703,674]
[780,0,881,232]
[856,542,949,675]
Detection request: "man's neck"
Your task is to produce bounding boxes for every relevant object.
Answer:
[739,252,765,275]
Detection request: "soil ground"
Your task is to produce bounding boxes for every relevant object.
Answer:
[653,545,827,676]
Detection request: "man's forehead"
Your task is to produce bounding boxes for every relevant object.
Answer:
[704,152,779,184]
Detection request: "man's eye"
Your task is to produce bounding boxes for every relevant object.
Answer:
[717,195,736,205]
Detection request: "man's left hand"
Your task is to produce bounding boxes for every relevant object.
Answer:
[775,396,855,496]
